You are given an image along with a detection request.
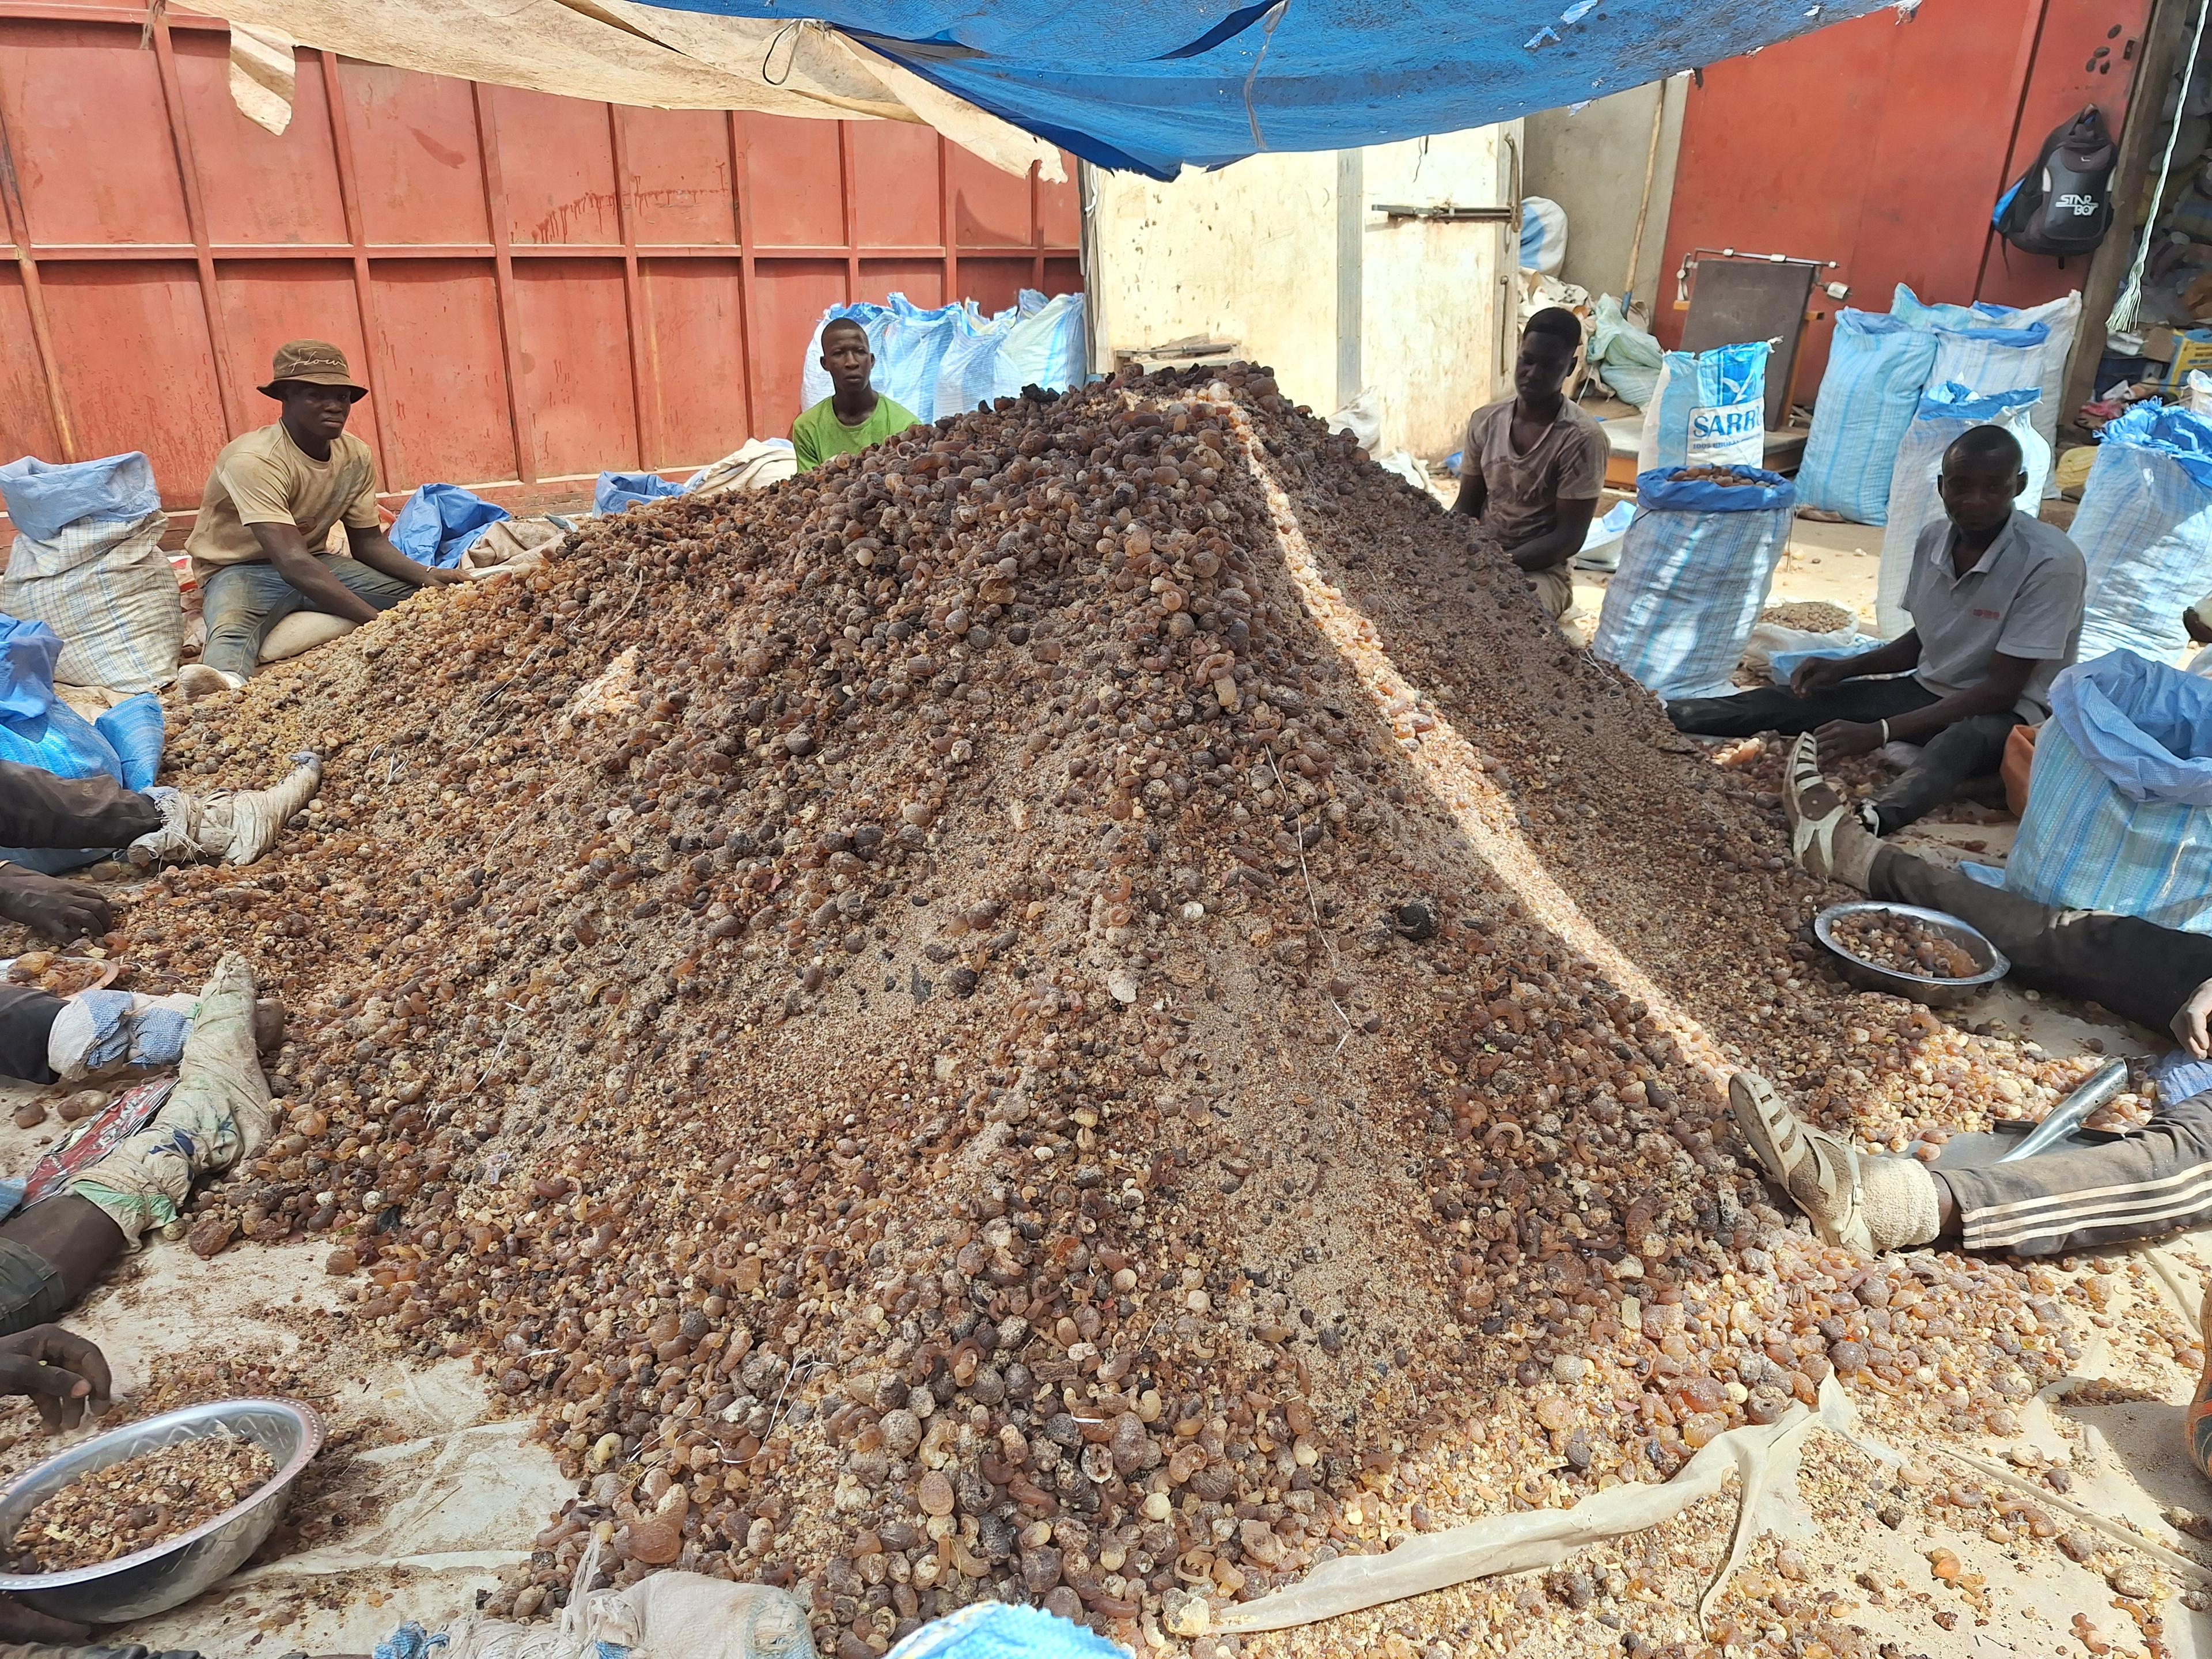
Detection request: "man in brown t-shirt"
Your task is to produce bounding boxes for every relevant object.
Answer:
[1452,308,1609,620]
[177,341,461,698]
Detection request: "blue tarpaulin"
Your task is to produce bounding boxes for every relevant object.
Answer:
[628,0,1896,178]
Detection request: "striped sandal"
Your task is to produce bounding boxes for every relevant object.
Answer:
[1729,1071,1873,1251]
[1782,732,1874,891]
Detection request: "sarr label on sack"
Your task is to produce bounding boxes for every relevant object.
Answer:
[1685,399,1764,467]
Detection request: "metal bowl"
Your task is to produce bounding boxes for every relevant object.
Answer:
[0,1397,321,1624]
[1814,900,2011,1009]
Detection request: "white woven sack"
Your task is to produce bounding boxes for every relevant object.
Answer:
[3,508,181,692]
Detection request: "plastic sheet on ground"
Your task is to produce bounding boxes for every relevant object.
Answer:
[1222,1377,1891,1633]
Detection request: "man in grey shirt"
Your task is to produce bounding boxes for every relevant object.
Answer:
[1668,425,2085,835]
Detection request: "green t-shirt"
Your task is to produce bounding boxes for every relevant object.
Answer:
[791,394,918,472]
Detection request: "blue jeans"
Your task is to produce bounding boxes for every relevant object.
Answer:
[201,556,413,681]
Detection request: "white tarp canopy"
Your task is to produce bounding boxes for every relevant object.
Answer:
[215,0,1064,179]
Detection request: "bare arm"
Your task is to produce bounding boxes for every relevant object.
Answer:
[346,523,464,588]
[247,522,381,623]
[1452,468,1487,520]
[1508,495,1599,573]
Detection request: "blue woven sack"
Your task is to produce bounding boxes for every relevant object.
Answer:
[1590,467,1796,702]
[1796,312,1937,524]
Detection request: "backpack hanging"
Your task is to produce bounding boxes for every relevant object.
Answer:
[1994,107,2116,257]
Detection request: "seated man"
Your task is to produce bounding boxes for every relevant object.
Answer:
[177,342,460,698]
[1452,307,1608,621]
[1668,426,2084,836]
[1736,730,2212,1260]
[792,319,918,473]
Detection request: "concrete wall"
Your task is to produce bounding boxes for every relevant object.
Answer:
[1522,77,1686,308]
[1085,126,1516,459]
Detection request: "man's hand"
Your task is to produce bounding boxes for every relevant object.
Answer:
[1815,719,1884,768]
[0,867,112,942]
[2174,978,2212,1060]
[409,565,467,587]
[0,1325,111,1431]
[1790,656,1852,698]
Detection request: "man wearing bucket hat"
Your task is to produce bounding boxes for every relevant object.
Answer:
[177,342,461,698]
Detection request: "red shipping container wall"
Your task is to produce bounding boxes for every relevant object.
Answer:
[0,3,1081,520]
[1658,0,2152,396]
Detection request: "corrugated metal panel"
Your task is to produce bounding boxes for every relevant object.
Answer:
[1658,0,2150,393]
[0,2,1081,525]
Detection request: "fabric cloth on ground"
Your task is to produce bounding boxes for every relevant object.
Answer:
[414,1539,815,1659]
[44,990,195,1082]
[1457,397,1608,553]
[67,954,273,1245]
[1902,510,2085,719]
[792,395,920,473]
[685,440,798,499]
[1667,678,2017,835]
[593,472,686,516]
[200,554,411,681]
[183,423,380,583]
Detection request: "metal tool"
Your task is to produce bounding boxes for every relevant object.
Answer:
[1931,1056,2132,1172]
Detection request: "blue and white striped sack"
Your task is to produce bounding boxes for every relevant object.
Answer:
[1874,383,2049,637]
[2007,650,2212,932]
[1520,197,1567,274]
[2072,402,2212,664]
[1636,341,1770,473]
[1893,285,2080,482]
[1796,310,1938,524]
[1591,466,1796,702]
[2,506,180,694]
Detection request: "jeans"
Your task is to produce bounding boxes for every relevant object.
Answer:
[1665,677,2021,835]
[200,556,413,681]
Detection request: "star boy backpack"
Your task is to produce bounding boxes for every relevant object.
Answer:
[1994,107,2115,257]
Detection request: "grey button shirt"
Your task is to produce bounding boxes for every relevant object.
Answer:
[1905,510,2086,718]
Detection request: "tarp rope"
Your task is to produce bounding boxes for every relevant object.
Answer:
[2112,0,2212,334]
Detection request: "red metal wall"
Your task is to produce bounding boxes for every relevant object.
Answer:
[1658,0,2152,393]
[0,3,1081,520]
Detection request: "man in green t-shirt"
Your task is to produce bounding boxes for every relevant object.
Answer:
[791,317,918,472]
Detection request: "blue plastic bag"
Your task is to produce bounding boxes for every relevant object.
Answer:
[391,483,510,568]
[593,472,686,516]
[1796,312,1938,524]
[2073,402,2212,664]
[1591,467,1796,701]
[0,699,126,783]
[2008,651,2212,931]
[0,617,60,721]
[1639,342,1770,471]
[0,453,160,543]
[886,1602,1124,1659]
[95,695,163,792]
